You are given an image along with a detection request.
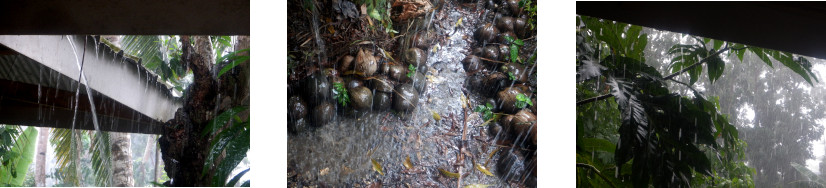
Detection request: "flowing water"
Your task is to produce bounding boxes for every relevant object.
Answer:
[286,1,536,186]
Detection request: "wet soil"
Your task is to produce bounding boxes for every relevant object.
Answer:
[287,0,536,187]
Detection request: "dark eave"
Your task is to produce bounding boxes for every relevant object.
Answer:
[576,2,826,60]
[0,0,249,35]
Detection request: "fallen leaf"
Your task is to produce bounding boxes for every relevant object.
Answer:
[464,184,492,188]
[455,17,463,27]
[473,162,494,176]
[319,167,330,176]
[438,168,460,178]
[431,110,442,121]
[404,156,414,169]
[372,158,384,175]
[461,94,468,109]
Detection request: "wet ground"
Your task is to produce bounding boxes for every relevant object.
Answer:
[287,1,535,187]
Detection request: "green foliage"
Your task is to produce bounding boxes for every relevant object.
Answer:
[789,162,826,187]
[0,127,37,186]
[218,48,251,78]
[50,129,83,186]
[579,16,648,62]
[201,106,250,187]
[518,0,537,30]
[90,131,111,186]
[333,82,350,107]
[514,93,532,109]
[474,102,495,121]
[0,125,21,177]
[507,72,516,80]
[503,36,524,63]
[226,168,249,187]
[407,64,416,78]
[361,0,397,34]
[577,15,758,187]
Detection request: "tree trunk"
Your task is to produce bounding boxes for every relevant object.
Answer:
[158,36,250,186]
[159,36,218,187]
[35,127,48,187]
[109,132,134,187]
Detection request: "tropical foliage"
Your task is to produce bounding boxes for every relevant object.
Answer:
[576,15,819,187]
[0,126,37,186]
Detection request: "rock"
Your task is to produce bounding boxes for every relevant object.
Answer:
[504,63,529,83]
[288,96,309,121]
[412,32,431,49]
[504,109,537,147]
[332,0,359,20]
[496,149,536,187]
[345,77,364,90]
[498,44,510,61]
[339,55,355,72]
[288,118,309,133]
[373,91,392,110]
[514,17,528,38]
[483,72,508,97]
[482,45,500,61]
[529,97,536,115]
[462,55,485,73]
[349,86,373,110]
[312,102,336,127]
[496,16,515,32]
[356,48,378,76]
[497,87,526,113]
[411,72,427,93]
[393,84,419,112]
[404,48,428,72]
[498,31,516,45]
[475,23,499,43]
[303,73,332,105]
[465,73,485,92]
[370,77,394,93]
[378,62,391,74]
[388,64,406,81]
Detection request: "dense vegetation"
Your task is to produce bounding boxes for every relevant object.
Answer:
[576,15,820,187]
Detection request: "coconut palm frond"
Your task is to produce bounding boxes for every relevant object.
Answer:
[90,131,111,186]
[49,128,82,186]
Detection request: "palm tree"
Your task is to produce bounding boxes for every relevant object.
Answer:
[108,132,133,186]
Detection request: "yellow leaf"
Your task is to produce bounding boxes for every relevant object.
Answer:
[372,158,384,175]
[456,17,463,27]
[431,110,441,121]
[438,168,460,178]
[464,184,492,188]
[461,94,468,109]
[403,156,414,169]
[473,162,494,176]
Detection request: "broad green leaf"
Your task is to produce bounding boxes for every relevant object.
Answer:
[209,122,250,186]
[510,44,519,63]
[749,47,774,68]
[713,40,724,50]
[0,127,37,186]
[225,168,250,187]
[707,54,725,84]
[201,106,250,138]
[581,138,615,153]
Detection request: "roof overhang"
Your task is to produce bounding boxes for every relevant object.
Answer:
[577,2,826,60]
[0,35,181,134]
[0,0,249,35]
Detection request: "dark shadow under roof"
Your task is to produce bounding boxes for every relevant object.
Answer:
[577,2,826,60]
